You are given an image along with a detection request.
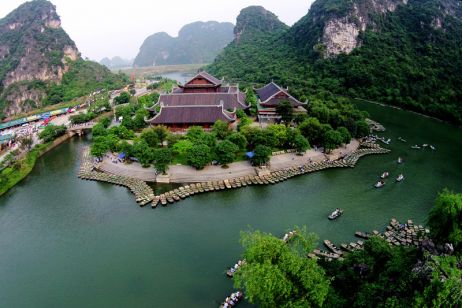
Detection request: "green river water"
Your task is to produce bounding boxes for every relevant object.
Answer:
[0,101,461,307]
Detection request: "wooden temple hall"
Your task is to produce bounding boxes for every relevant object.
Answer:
[145,72,307,128]
[146,72,249,129]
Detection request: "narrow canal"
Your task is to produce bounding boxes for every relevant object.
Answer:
[0,102,461,307]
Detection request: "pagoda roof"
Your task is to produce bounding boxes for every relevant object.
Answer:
[147,92,248,111]
[256,82,305,107]
[182,71,222,88]
[146,105,235,125]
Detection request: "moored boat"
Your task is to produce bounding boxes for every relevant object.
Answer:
[396,174,404,182]
[381,172,389,179]
[398,137,407,142]
[328,208,343,220]
[282,230,297,242]
[397,157,403,164]
[226,260,245,278]
[355,231,369,239]
[375,180,385,188]
[324,240,343,255]
[430,145,435,150]
[411,145,421,149]
[219,291,243,308]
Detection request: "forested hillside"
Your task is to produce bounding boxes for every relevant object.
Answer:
[209,0,462,124]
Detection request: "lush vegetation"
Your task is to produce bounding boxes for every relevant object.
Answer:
[208,0,462,124]
[0,143,50,196]
[38,124,67,142]
[234,191,462,307]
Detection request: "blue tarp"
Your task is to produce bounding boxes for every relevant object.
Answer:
[118,152,126,159]
[246,151,255,158]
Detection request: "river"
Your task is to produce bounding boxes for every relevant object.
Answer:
[0,101,461,307]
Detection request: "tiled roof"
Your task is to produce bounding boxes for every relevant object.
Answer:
[155,92,249,110]
[256,82,281,102]
[256,82,305,107]
[146,105,235,124]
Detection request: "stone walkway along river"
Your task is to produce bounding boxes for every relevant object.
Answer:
[78,141,390,208]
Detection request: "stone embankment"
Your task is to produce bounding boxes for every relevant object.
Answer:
[78,148,155,206]
[309,218,431,262]
[78,143,390,208]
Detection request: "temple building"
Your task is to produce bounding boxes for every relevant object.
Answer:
[256,82,307,123]
[146,72,248,129]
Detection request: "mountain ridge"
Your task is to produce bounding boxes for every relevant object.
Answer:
[209,0,462,124]
[0,0,126,118]
[133,21,234,67]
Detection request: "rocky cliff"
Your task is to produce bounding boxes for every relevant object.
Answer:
[133,21,234,67]
[0,0,125,117]
[208,0,462,123]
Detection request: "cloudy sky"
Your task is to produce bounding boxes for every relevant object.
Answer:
[0,0,314,61]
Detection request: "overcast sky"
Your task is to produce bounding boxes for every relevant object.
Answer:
[0,0,314,61]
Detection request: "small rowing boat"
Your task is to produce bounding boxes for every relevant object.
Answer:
[397,157,403,164]
[411,145,421,149]
[375,181,385,188]
[396,174,404,182]
[381,172,389,179]
[328,209,343,220]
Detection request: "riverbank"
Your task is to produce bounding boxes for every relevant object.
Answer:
[98,140,360,183]
[80,140,390,207]
[0,133,73,196]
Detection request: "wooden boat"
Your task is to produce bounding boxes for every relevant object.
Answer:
[355,231,369,239]
[375,181,385,188]
[411,145,421,149]
[340,243,355,252]
[328,209,343,220]
[282,230,297,242]
[396,174,404,182]
[324,240,342,255]
[381,172,389,179]
[219,291,243,308]
[226,260,245,278]
[397,157,403,164]
[398,137,407,142]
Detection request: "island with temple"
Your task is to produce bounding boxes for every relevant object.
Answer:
[79,71,387,207]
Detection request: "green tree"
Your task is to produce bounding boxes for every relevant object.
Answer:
[172,139,194,156]
[293,133,310,153]
[186,126,206,143]
[235,228,330,307]
[152,148,173,174]
[267,124,288,147]
[132,140,153,167]
[251,144,272,166]
[275,100,294,124]
[114,92,130,105]
[226,132,248,150]
[428,190,462,250]
[38,125,67,142]
[152,125,169,146]
[323,129,342,152]
[299,117,322,145]
[337,126,352,145]
[212,120,231,140]
[91,136,110,157]
[92,123,107,137]
[356,120,370,138]
[140,128,160,148]
[215,140,239,166]
[187,144,212,170]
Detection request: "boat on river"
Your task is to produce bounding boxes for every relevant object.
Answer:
[396,174,404,182]
[282,230,297,242]
[355,231,370,239]
[430,145,435,150]
[328,209,343,220]
[397,157,403,164]
[375,181,385,188]
[226,260,245,278]
[411,145,421,149]
[219,291,243,308]
[381,172,389,179]
[398,137,407,142]
[323,240,343,255]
